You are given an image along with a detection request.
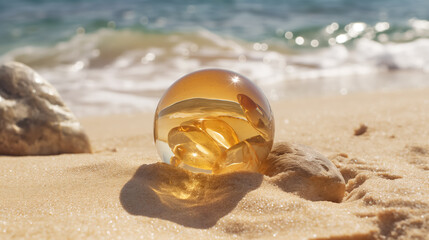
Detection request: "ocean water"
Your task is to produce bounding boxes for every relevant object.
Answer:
[1,0,429,116]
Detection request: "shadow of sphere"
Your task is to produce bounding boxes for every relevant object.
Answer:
[120,163,263,229]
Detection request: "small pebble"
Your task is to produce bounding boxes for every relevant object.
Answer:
[354,124,368,136]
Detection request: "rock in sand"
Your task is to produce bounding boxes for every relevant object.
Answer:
[259,142,345,202]
[0,62,91,155]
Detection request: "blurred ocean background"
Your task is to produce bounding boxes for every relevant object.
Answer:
[1,0,429,116]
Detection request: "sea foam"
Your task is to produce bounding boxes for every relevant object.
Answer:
[1,29,428,116]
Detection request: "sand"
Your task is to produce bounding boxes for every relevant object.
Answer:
[1,88,429,239]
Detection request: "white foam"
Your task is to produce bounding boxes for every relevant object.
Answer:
[1,29,429,116]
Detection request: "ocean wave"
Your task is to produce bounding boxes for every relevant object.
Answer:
[1,29,429,115]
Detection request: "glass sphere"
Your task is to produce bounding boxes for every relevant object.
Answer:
[154,69,274,174]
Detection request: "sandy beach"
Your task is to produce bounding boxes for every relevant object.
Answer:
[1,87,428,239]
[2,0,429,239]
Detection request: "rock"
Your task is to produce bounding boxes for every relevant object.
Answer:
[0,62,91,155]
[354,124,368,136]
[259,142,345,202]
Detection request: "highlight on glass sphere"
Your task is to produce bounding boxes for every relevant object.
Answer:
[154,69,275,174]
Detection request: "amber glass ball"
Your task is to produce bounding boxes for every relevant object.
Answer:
[154,69,274,174]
